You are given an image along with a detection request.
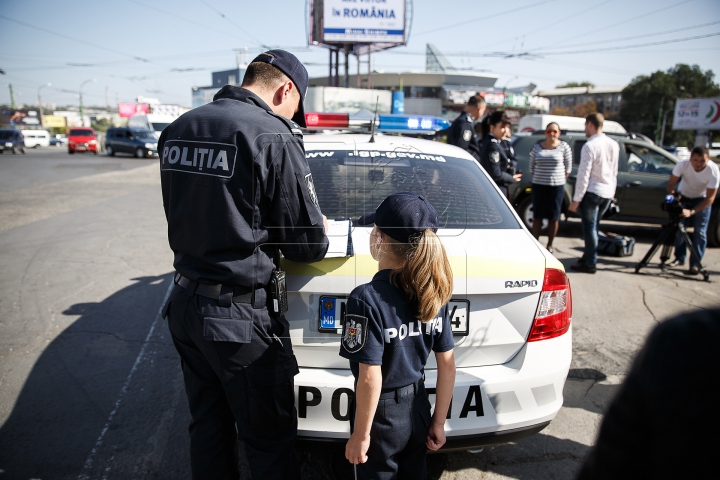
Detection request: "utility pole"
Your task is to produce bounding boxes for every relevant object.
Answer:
[655,97,664,144]
[105,86,110,109]
[37,83,51,128]
[79,78,96,127]
[9,84,16,109]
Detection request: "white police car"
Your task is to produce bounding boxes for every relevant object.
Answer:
[283,113,572,451]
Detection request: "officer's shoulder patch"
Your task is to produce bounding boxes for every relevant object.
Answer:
[342,314,368,353]
[491,151,500,163]
[462,129,472,142]
[490,138,499,143]
[304,172,319,207]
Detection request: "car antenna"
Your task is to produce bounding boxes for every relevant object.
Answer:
[369,96,379,143]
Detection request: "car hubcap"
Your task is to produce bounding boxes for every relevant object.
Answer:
[524,204,549,230]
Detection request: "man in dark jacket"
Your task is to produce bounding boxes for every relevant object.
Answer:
[446,94,486,160]
[159,50,328,480]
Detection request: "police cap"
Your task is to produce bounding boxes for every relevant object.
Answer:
[358,192,439,243]
[251,49,308,127]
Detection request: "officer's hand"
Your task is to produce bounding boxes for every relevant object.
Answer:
[568,201,580,213]
[322,214,328,234]
[681,208,692,218]
[426,421,446,451]
[345,432,370,464]
[513,173,523,182]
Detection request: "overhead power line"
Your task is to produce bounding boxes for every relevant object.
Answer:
[198,0,267,48]
[535,18,720,51]
[531,0,694,51]
[0,14,151,64]
[523,31,720,56]
[412,0,561,37]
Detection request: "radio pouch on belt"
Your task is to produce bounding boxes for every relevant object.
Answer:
[269,248,288,317]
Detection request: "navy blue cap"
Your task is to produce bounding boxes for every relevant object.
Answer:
[358,192,439,243]
[251,49,308,127]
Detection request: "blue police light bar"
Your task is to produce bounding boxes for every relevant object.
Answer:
[377,115,451,134]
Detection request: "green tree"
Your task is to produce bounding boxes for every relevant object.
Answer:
[91,117,112,132]
[619,64,720,147]
[556,81,595,88]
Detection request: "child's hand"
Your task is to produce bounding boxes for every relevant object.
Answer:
[346,432,370,464]
[426,421,446,451]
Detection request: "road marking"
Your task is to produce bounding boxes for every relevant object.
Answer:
[77,280,174,480]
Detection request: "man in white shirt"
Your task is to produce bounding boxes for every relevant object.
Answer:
[568,113,619,273]
[665,146,719,275]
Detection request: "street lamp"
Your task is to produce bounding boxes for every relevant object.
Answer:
[502,76,519,96]
[37,83,51,128]
[659,108,674,146]
[79,78,96,127]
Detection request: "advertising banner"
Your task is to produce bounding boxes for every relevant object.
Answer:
[673,98,720,130]
[323,0,405,43]
[118,103,149,118]
[1,109,41,128]
[42,115,67,129]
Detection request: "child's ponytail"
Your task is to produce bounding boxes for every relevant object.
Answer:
[389,229,453,322]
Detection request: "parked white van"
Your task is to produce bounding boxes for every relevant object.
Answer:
[518,115,627,135]
[22,130,51,148]
[128,114,177,139]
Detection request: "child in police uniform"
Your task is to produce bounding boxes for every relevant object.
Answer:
[340,192,456,479]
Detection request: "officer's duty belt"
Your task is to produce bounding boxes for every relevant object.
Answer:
[175,274,254,305]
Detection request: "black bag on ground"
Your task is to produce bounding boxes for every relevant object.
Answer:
[598,231,635,257]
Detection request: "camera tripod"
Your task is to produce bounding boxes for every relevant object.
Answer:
[635,217,710,282]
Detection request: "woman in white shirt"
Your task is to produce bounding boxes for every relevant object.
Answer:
[529,122,572,253]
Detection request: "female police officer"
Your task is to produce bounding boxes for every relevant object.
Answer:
[479,111,523,197]
[339,192,456,479]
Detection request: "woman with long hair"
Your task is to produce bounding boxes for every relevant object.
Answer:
[479,111,522,197]
[340,192,456,479]
[529,122,572,253]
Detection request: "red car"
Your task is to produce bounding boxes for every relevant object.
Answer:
[68,128,98,154]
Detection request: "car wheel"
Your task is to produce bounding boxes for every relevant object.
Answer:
[517,196,548,231]
[708,205,720,248]
[68,149,74,155]
[34,144,40,149]
[135,147,145,158]
[106,145,114,156]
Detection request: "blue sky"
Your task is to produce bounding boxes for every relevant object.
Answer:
[1,0,719,108]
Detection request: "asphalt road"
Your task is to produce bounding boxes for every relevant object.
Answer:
[0,148,717,480]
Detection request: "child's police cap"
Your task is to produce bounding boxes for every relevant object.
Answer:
[251,49,308,127]
[358,192,439,243]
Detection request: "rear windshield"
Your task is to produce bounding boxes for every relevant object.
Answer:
[0,131,14,140]
[69,129,93,137]
[306,149,519,229]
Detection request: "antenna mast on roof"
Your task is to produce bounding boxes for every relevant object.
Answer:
[369,96,379,143]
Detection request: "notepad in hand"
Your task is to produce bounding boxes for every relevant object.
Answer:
[324,219,353,258]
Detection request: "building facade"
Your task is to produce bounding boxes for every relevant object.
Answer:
[537,85,626,116]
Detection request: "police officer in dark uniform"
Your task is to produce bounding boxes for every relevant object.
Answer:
[340,193,456,479]
[446,94,486,160]
[479,111,522,197]
[159,50,329,480]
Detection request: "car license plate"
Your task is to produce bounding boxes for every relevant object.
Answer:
[319,296,470,336]
[77,146,86,151]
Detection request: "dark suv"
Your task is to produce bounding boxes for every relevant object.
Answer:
[105,127,158,158]
[0,129,26,154]
[510,133,720,247]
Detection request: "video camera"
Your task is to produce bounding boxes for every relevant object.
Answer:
[661,194,684,220]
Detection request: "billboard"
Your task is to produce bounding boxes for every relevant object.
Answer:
[118,103,149,118]
[1,109,41,128]
[673,98,720,130]
[320,0,405,43]
[42,115,68,129]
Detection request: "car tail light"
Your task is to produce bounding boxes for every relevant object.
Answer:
[305,112,349,129]
[528,268,572,342]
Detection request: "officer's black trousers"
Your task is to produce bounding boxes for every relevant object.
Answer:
[164,284,300,480]
[352,380,432,480]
